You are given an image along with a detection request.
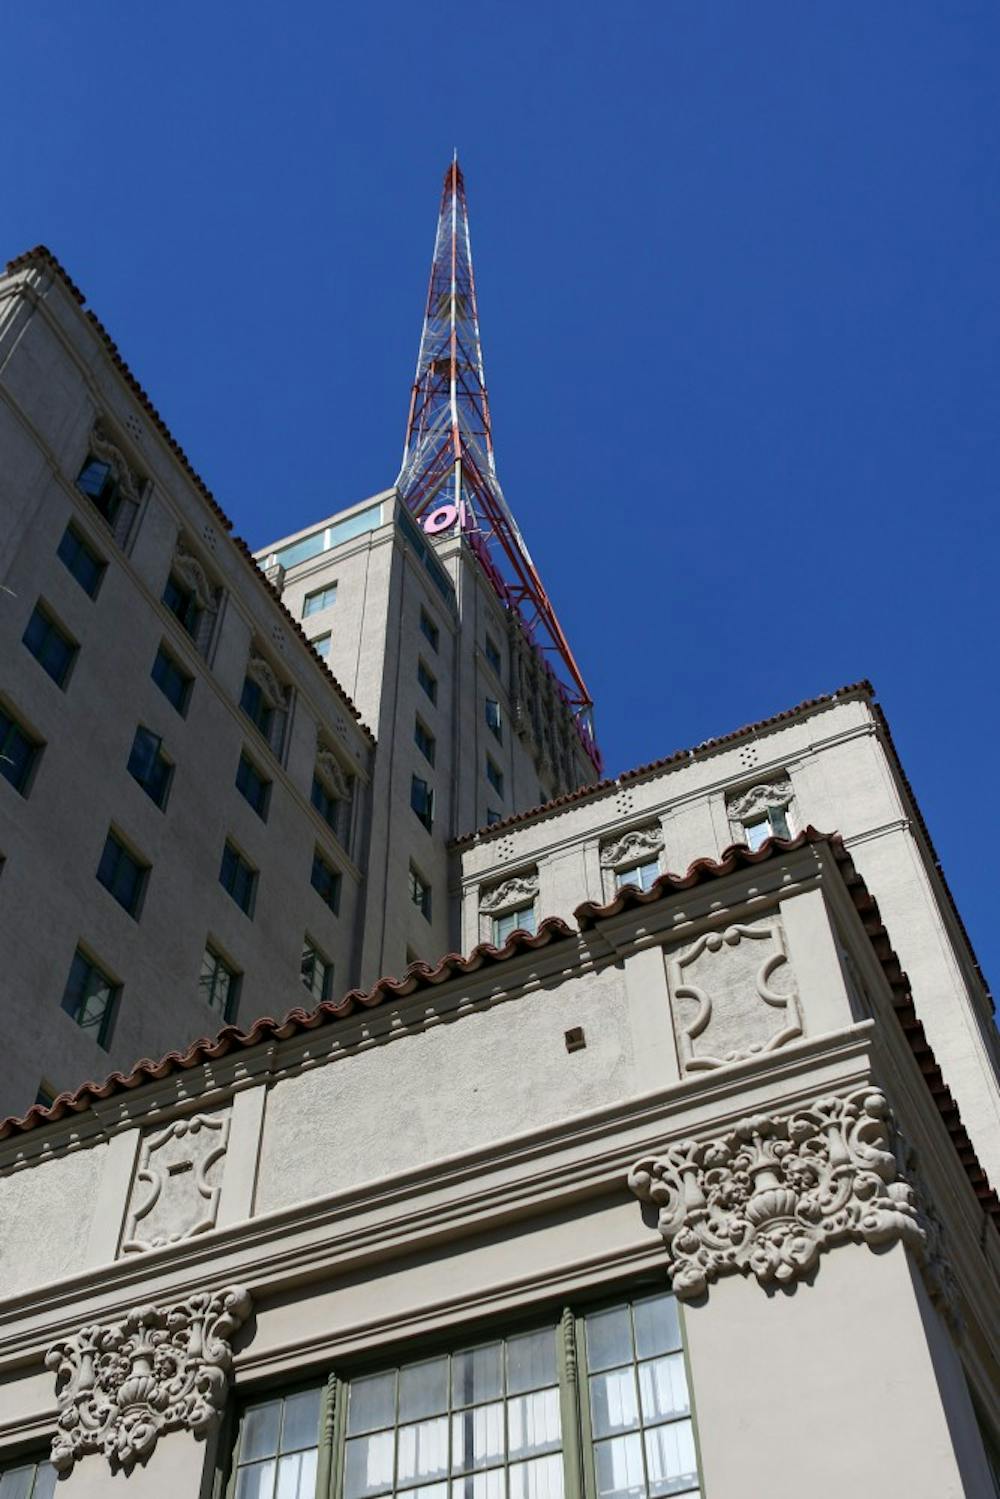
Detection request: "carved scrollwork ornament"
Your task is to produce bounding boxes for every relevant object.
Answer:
[726,777,793,826]
[316,748,351,802]
[629,1088,927,1299]
[172,543,216,611]
[600,825,664,869]
[246,654,286,710]
[46,1285,251,1474]
[90,421,143,504]
[479,872,539,913]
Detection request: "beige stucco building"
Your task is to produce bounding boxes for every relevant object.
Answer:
[0,241,997,1497]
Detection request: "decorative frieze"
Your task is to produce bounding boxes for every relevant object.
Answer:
[121,1112,230,1254]
[46,1285,251,1474]
[316,747,351,803]
[599,825,664,870]
[479,872,538,914]
[727,775,793,827]
[171,541,216,612]
[629,1088,926,1299]
[668,918,802,1072]
[245,654,287,709]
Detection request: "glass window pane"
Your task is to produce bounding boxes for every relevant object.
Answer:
[632,1296,681,1360]
[0,1468,35,1499]
[451,1403,504,1473]
[507,1330,557,1394]
[594,1433,645,1499]
[31,1468,57,1499]
[348,1372,396,1435]
[344,1432,395,1499]
[236,1459,277,1499]
[281,1388,322,1453]
[452,1344,503,1408]
[397,1417,449,1485]
[590,1368,640,1438]
[637,1357,688,1425]
[399,1486,448,1499]
[507,1388,562,1458]
[242,1401,282,1462]
[643,1421,697,1497]
[769,806,791,840]
[399,1357,449,1421]
[509,1454,565,1499]
[744,819,768,851]
[451,1471,505,1499]
[276,1448,317,1499]
[586,1307,634,1372]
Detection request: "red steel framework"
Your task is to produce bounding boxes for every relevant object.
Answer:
[397,156,601,773]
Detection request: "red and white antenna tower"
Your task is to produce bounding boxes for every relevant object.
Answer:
[397,155,600,772]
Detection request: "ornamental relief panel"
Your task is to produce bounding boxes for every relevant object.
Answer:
[599,824,664,870]
[121,1111,230,1255]
[668,916,802,1073]
[726,775,793,835]
[479,871,539,914]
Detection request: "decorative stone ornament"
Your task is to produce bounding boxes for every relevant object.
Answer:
[599,825,664,870]
[121,1112,230,1254]
[479,872,539,914]
[171,542,216,612]
[246,654,286,709]
[316,747,351,802]
[628,1088,926,1299]
[46,1285,251,1474]
[726,775,793,827]
[90,420,144,505]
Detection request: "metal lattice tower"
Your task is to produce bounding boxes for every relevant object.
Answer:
[397,156,600,771]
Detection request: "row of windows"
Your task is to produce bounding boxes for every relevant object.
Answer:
[227,1290,700,1499]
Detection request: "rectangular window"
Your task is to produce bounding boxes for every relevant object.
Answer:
[485,698,502,741]
[615,860,660,893]
[232,1387,322,1499]
[409,863,432,921]
[486,756,504,798]
[301,939,333,1002]
[61,948,118,1047]
[0,705,42,796]
[199,944,240,1020]
[311,776,342,836]
[163,570,202,639]
[76,454,122,526]
[311,849,341,913]
[414,717,436,767]
[220,840,257,916]
[410,775,434,832]
[236,752,271,819]
[303,583,338,617]
[492,904,536,944]
[419,608,440,651]
[311,632,332,661]
[485,633,502,675]
[417,658,437,704]
[744,805,792,851]
[127,726,172,809]
[97,831,149,918]
[240,676,274,741]
[57,523,105,597]
[151,644,193,714]
[22,603,77,688]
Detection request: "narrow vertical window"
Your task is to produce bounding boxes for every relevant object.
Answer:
[236,752,271,819]
[232,1387,322,1499]
[417,659,437,704]
[301,939,334,1002]
[409,863,432,921]
[0,706,43,796]
[151,644,193,714]
[311,849,341,913]
[61,948,118,1047]
[485,698,502,741]
[410,775,434,832]
[22,603,77,688]
[199,945,241,1020]
[420,608,440,651]
[57,523,105,596]
[127,727,173,809]
[220,841,257,916]
[97,831,149,918]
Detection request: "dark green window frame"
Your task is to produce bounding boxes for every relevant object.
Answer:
[225,1288,703,1499]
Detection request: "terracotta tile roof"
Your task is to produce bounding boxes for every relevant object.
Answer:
[574,825,1000,1235]
[0,920,575,1139]
[3,246,374,743]
[451,681,876,847]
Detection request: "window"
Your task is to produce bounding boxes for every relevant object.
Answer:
[485,633,502,675]
[0,706,42,796]
[241,662,288,759]
[127,727,172,809]
[419,608,440,651]
[97,831,148,918]
[303,583,338,617]
[57,523,105,597]
[199,944,240,1020]
[486,808,502,826]
[232,1386,322,1499]
[163,570,202,639]
[485,698,502,742]
[236,753,271,819]
[61,948,118,1047]
[583,1291,698,1498]
[22,603,76,688]
[311,776,343,836]
[414,717,436,767]
[76,454,122,526]
[152,644,193,714]
[417,659,437,704]
[311,849,341,913]
[311,632,331,661]
[615,860,660,893]
[486,756,504,798]
[492,904,536,944]
[0,1457,57,1497]
[35,1082,57,1109]
[220,841,257,916]
[411,775,434,832]
[301,939,333,1002]
[409,863,432,921]
[743,804,792,851]
[240,675,274,742]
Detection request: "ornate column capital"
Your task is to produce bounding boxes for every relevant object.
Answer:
[629,1088,927,1299]
[45,1284,251,1474]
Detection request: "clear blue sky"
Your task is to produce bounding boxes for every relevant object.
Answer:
[4,5,998,988]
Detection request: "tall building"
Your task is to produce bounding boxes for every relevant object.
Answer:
[0,164,996,1498]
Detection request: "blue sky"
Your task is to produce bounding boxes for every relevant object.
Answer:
[4,4,999,987]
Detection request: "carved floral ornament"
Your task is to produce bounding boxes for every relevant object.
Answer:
[246,654,286,710]
[599,825,664,870]
[726,776,793,826]
[479,871,539,914]
[628,1088,930,1299]
[46,1285,251,1474]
